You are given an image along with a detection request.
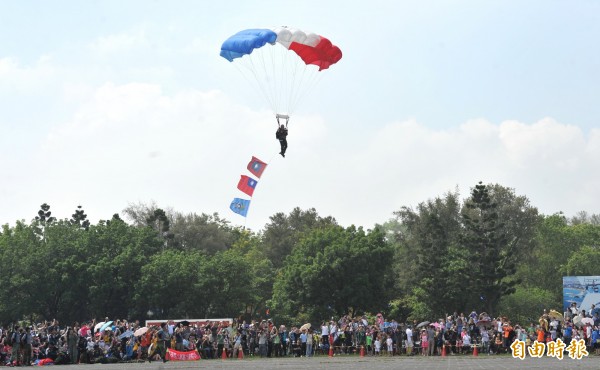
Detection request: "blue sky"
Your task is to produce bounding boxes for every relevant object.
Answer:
[1,1,599,230]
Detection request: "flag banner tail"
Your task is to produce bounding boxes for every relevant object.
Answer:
[230,198,251,217]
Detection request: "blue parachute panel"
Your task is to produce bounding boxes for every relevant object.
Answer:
[220,29,277,62]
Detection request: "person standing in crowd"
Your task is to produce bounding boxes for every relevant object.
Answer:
[66,326,79,364]
[374,335,381,356]
[11,326,22,365]
[22,326,33,366]
[405,325,413,356]
[258,329,268,358]
[150,323,169,363]
[481,328,490,354]
[321,321,329,350]
[420,329,428,356]
[298,329,306,357]
[232,330,243,358]
[175,326,184,351]
[306,329,313,357]
[427,325,435,356]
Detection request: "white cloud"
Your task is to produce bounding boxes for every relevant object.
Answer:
[0,56,55,93]
[88,27,150,55]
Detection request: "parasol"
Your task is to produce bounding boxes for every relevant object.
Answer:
[134,327,148,337]
[416,321,430,329]
[100,321,113,332]
[94,322,105,331]
[476,319,492,328]
[548,310,563,321]
[300,323,311,331]
[581,317,594,326]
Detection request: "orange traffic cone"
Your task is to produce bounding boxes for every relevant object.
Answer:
[222,348,227,360]
[473,344,478,357]
[328,346,333,357]
[360,346,365,357]
[238,349,244,359]
[441,344,446,357]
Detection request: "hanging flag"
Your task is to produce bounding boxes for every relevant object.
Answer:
[230,198,251,217]
[237,175,258,197]
[247,156,267,178]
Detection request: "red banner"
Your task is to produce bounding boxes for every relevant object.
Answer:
[165,348,200,361]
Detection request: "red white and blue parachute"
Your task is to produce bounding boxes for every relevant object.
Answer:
[220,27,342,123]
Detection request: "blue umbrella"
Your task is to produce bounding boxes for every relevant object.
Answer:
[118,330,134,340]
[100,321,113,332]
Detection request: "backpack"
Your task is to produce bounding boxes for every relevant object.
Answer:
[9,331,19,346]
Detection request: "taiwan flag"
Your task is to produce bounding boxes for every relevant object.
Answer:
[230,198,251,217]
[237,175,258,197]
[247,156,267,178]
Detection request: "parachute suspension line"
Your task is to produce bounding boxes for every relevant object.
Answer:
[232,56,276,113]
[259,43,279,113]
[251,50,278,112]
[290,65,324,114]
[285,51,302,116]
[268,43,283,114]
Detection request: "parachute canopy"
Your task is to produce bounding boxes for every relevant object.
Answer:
[220,26,342,119]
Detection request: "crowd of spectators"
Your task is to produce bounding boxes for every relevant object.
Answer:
[1,304,599,365]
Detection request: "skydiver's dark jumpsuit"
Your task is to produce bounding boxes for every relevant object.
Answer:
[276,125,288,157]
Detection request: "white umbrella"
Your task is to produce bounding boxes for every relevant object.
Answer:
[134,327,148,337]
[581,317,594,326]
[94,322,105,331]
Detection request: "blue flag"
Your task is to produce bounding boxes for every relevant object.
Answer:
[230,198,251,217]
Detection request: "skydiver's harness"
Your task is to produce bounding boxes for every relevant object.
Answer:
[275,114,289,140]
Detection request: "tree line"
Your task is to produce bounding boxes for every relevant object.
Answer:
[1,182,599,327]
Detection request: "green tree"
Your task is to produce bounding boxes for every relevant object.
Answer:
[85,214,163,320]
[391,191,463,318]
[461,182,519,313]
[563,245,600,276]
[271,225,393,324]
[498,286,556,326]
[261,207,337,269]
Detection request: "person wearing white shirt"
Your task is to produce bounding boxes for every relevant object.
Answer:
[405,326,413,355]
[321,322,330,348]
[386,336,393,356]
[462,333,471,354]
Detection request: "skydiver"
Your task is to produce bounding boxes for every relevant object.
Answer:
[276,124,288,157]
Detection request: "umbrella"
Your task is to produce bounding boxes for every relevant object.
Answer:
[582,317,594,326]
[94,322,105,331]
[134,327,148,337]
[118,330,134,340]
[476,319,492,328]
[300,323,311,331]
[548,310,563,321]
[573,316,583,327]
[100,321,113,332]
[416,321,430,329]
[179,320,190,327]
[432,322,442,329]
[104,326,113,331]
